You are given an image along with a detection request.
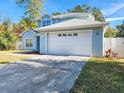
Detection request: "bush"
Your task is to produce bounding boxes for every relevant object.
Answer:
[105,49,117,58]
[0,30,17,50]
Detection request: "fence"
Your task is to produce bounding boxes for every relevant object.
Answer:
[104,38,124,58]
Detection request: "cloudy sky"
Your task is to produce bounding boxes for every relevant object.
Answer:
[0,0,124,27]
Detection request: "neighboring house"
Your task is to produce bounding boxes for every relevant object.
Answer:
[21,13,108,57]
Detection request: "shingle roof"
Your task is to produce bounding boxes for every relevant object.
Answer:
[52,13,90,19]
[20,28,39,36]
[36,19,109,32]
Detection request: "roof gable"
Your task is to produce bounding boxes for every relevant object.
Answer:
[20,29,39,36]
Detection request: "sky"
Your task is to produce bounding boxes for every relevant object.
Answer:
[0,0,124,28]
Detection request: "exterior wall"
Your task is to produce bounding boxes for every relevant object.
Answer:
[92,27,104,57]
[39,28,104,57]
[40,32,47,54]
[52,17,91,24]
[38,14,94,28]
[21,30,37,51]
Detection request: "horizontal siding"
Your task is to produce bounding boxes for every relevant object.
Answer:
[22,30,37,51]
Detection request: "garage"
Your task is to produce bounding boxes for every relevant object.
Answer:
[36,19,108,57]
[47,30,92,56]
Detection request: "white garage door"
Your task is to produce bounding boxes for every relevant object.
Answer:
[48,30,92,56]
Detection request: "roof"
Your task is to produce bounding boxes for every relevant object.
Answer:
[36,19,109,32]
[52,13,90,19]
[20,29,39,36]
[37,13,94,21]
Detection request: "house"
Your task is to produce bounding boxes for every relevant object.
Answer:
[21,13,108,57]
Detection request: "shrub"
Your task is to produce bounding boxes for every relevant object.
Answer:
[0,30,17,50]
[105,49,117,58]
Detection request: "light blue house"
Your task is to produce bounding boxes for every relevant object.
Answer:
[21,13,108,57]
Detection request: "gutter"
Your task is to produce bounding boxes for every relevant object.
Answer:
[36,22,109,32]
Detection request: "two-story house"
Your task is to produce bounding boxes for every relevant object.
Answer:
[21,13,108,57]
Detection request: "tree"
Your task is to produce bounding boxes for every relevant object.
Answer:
[16,0,44,29]
[68,4,91,13]
[116,21,124,37]
[82,3,91,13]
[67,3,105,22]
[68,5,83,13]
[1,30,17,50]
[0,32,5,50]
[0,23,4,32]
[104,27,117,37]
[2,18,12,31]
[13,23,24,37]
[0,18,17,50]
[91,7,105,22]
[0,28,17,50]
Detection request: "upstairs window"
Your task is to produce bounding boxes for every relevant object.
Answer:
[46,20,51,25]
[42,19,51,27]
[53,19,61,24]
[37,20,41,27]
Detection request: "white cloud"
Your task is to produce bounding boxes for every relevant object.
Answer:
[102,3,124,16]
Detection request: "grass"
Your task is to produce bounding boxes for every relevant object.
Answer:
[0,55,29,64]
[90,57,124,63]
[0,50,33,64]
[70,58,124,93]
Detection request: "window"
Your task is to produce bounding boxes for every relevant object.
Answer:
[63,34,66,36]
[53,19,61,24]
[37,20,41,27]
[58,34,61,37]
[57,33,78,37]
[46,20,51,25]
[42,21,46,26]
[42,19,51,27]
[73,33,78,36]
[26,39,33,47]
[68,34,72,36]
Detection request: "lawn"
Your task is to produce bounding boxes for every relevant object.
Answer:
[0,50,33,64]
[70,58,124,93]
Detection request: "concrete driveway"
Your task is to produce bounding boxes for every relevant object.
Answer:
[0,55,88,93]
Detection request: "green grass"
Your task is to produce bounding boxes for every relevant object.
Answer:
[0,50,32,64]
[70,59,124,93]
